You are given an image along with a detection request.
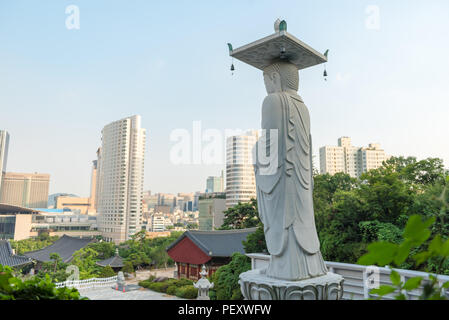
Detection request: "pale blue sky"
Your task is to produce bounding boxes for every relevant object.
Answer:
[1,1,448,196]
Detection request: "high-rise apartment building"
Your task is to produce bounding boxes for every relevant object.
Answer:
[0,130,10,193]
[319,137,389,177]
[225,131,258,208]
[0,172,50,208]
[206,170,224,193]
[96,115,146,244]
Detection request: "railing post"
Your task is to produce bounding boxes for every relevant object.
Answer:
[362,268,369,299]
[400,275,408,299]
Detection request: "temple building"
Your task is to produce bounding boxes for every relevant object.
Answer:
[96,249,124,271]
[166,228,256,280]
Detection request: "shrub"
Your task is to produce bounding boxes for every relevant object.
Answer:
[138,280,151,288]
[99,266,116,278]
[166,285,177,295]
[147,282,167,292]
[175,285,198,299]
[175,278,193,287]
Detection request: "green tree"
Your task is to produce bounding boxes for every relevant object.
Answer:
[209,252,251,300]
[122,261,134,274]
[220,198,259,230]
[243,223,267,253]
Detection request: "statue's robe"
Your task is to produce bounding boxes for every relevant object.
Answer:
[255,91,327,281]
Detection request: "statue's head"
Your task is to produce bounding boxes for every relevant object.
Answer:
[263,61,299,94]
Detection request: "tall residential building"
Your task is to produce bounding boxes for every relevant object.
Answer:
[319,137,389,177]
[206,170,224,193]
[225,130,258,208]
[0,172,50,208]
[0,131,10,193]
[96,115,146,244]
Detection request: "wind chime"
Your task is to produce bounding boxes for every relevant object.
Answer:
[323,49,329,81]
[228,43,234,75]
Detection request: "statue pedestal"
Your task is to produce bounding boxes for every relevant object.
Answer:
[239,269,344,300]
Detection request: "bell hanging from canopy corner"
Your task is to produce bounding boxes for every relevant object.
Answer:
[230,63,235,75]
[323,69,328,81]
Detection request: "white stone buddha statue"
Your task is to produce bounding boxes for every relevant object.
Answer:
[255,60,328,281]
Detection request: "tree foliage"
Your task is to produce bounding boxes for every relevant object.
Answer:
[0,264,86,300]
[209,252,251,300]
[358,215,449,300]
[220,198,259,230]
[315,157,449,271]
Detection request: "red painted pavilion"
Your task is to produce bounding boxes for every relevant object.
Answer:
[166,228,256,280]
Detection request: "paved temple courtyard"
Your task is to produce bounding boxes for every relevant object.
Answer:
[79,287,184,300]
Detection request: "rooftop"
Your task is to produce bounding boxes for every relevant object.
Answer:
[0,203,40,215]
[24,235,94,263]
[0,240,32,267]
[167,228,257,257]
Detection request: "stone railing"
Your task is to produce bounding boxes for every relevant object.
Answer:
[55,276,118,290]
[246,253,449,300]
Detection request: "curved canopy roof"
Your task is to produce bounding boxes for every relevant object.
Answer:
[0,240,32,267]
[24,235,94,263]
[96,254,124,268]
[0,203,40,214]
[167,228,257,258]
[96,249,124,268]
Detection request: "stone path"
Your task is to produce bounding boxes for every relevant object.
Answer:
[78,267,182,300]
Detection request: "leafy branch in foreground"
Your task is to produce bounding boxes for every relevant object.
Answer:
[0,264,86,300]
[358,214,449,300]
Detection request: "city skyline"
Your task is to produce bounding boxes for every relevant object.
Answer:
[2,1,449,196]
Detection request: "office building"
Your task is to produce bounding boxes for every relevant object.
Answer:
[0,172,50,208]
[0,131,9,194]
[89,159,98,212]
[206,171,224,193]
[198,192,226,231]
[96,115,146,244]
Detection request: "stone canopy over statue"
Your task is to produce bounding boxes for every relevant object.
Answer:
[230,19,344,300]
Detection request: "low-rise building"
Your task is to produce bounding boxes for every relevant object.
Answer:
[55,196,91,215]
[0,204,99,240]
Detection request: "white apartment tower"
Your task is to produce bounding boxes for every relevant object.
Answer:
[225,130,258,208]
[320,137,389,178]
[0,130,10,193]
[97,115,146,243]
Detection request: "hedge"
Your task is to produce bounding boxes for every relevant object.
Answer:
[138,277,197,299]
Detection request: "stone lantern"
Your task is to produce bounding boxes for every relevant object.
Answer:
[194,265,214,300]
